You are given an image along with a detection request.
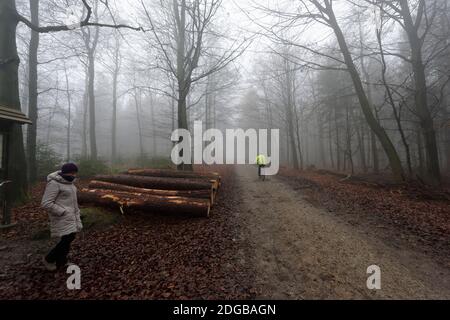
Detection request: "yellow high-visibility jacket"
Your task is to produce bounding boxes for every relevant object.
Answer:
[256,155,267,166]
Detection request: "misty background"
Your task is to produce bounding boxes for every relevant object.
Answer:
[10,0,450,186]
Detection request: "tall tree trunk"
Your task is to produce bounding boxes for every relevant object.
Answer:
[82,18,99,161]
[134,90,145,160]
[327,5,405,181]
[357,9,368,174]
[310,74,325,168]
[111,59,119,164]
[63,61,72,162]
[318,113,326,168]
[26,0,39,183]
[345,105,354,174]
[399,0,441,185]
[294,105,304,170]
[111,70,117,163]
[354,111,367,173]
[150,95,157,157]
[284,59,299,169]
[417,124,425,177]
[0,0,28,209]
[46,77,58,145]
[174,0,192,171]
[287,106,299,169]
[444,95,450,173]
[328,110,335,169]
[361,59,380,174]
[88,49,97,160]
[376,30,412,176]
[442,0,450,174]
[81,71,89,159]
[171,97,176,132]
[335,106,341,171]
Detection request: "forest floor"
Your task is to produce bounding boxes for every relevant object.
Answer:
[239,166,450,299]
[0,166,449,299]
[0,166,255,299]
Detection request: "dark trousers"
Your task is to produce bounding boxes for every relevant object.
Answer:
[258,165,265,177]
[45,233,76,267]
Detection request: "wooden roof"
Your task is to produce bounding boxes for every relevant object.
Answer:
[0,105,32,125]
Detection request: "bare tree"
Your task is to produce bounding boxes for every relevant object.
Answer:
[26,0,39,183]
[0,0,141,206]
[81,4,100,160]
[142,0,248,170]
[368,0,443,185]
[254,0,405,181]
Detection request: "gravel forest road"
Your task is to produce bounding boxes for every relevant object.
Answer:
[235,166,450,299]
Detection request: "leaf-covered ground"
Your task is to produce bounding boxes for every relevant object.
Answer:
[278,168,450,267]
[0,166,256,300]
[1,166,449,299]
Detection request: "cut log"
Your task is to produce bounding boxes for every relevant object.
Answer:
[78,189,211,217]
[88,181,215,204]
[126,168,221,182]
[94,175,214,191]
[126,169,221,191]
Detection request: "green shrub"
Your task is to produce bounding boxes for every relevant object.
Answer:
[36,143,62,179]
[31,208,120,241]
[80,207,120,229]
[75,157,110,178]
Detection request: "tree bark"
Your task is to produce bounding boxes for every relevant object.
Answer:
[63,61,72,162]
[360,55,380,174]
[417,124,425,176]
[81,67,89,159]
[444,96,450,173]
[94,175,215,191]
[326,4,405,181]
[82,18,99,161]
[126,168,220,181]
[150,95,157,157]
[79,189,211,217]
[334,105,341,171]
[26,0,39,183]
[327,108,335,169]
[345,105,354,174]
[89,181,214,203]
[376,29,412,176]
[174,0,192,171]
[87,34,98,160]
[283,58,299,169]
[111,38,119,164]
[399,0,441,185]
[133,89,145,160]
[294,105,304,170]
[0,0,28,207]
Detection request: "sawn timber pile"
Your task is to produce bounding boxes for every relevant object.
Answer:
[78,169,221,218]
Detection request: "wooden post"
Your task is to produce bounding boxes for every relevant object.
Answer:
[0,129,12,226]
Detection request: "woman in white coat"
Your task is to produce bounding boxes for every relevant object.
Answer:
[41,163,83,271]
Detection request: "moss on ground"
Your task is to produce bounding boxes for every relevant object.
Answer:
[31,207,120,241]
[80,207,121,230]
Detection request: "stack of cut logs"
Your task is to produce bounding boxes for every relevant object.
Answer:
[78,169,221,218]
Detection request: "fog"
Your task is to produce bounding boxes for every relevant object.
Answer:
[4,0,449,186]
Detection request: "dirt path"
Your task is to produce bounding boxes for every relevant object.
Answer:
[235,166,450,299]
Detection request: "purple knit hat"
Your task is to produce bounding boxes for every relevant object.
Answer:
[61,163,79,175]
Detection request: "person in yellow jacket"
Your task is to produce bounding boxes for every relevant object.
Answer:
[256,154,267,180]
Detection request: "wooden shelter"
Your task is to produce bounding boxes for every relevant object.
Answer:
[0,105,31,227]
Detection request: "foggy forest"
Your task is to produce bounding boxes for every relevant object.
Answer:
[0,0,449,301]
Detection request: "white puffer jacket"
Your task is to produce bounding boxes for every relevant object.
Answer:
[41,171,83,238]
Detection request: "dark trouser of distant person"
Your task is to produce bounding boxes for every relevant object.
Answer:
[45,233,76,268]
[258,165,266,180]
